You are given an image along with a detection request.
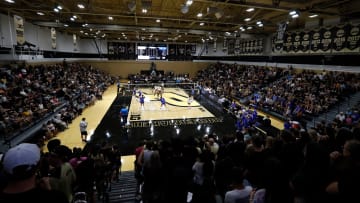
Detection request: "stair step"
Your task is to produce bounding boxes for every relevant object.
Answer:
[107,171,137,203]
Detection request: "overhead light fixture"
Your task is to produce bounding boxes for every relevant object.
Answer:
[142,8,147,13]
[57,5,63,10]
[309,14,318,18]
[108,16,113,20]
[5,0,15,3]
[244,18,251,21]
[247,26,253,30]
[199,22,204,26]
[64,24,69,27]
[37,12,45,16]
[185,0,193,6]
[54,8,59,12]
[246,8,254,12]
[73,15,77,19]
[197,13,203,18]
[156,19,160,23]
[215,10,224,19]
[70,17,75,21]
[289,10,297,16]
[77,4,85,9]
[292,14,299,18]
[256,21,262,25]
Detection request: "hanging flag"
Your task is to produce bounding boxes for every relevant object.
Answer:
[14,15,25,45]
[51,27,56,49]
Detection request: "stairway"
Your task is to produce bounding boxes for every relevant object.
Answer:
[107,171,138,203]
[306,91,360,128]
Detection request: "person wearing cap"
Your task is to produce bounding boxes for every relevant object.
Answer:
[0,143,69,203]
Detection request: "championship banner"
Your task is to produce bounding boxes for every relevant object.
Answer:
[310,29,321,53]
[51,27,56,49]
[272,36,283,54]
[345,24,360,52]
[213,38,217,52]
[14,15,25,45]
[257,39,264,54]
[228,39,235,55]
[223,37,227,52]
[191,44,196,54]
[234,38,240,54]
[300,31,310,54]
[240,41,244,53]
[128,43,135,54]
[293,32,301,53]
[320,27,333,53]
[108,42,114,55]
[332,24,348,53]
[73,34,77,51]
[249,40,254,54]
[283,32,293,53]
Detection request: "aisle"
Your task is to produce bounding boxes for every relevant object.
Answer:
[43,84,135,171]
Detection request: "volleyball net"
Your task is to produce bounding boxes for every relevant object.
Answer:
[119,82,198,96]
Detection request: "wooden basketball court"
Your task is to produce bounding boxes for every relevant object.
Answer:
[127,87,215,122]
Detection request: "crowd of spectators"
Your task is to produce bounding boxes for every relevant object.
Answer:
[252,69,360,121]
[132,120,360,203]
[0,62,115,143]
[196,63,283,99]
[196,63,360,124]
[0,139,122,203]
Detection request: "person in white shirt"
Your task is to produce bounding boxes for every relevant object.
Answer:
[79,117,88,142]
[224,167,253,203]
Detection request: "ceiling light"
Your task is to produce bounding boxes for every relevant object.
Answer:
[185,40,187,43]
[73,15,77,19]
[258,24,263,27]
[142,8,147,13]
[239,26,244,29]
[199,22,204,26]
[256,21,262,25]
[292,14,299,18]
[247,26,253,30]
[244,18,251,21]
[70,17,75,21]
[37,12,45,16]
[185,0,193,6]
[197,13,203,18]
[309,14,318,18]
[80,30,84,33]
[54,8,59,12]
[156,19,160,23]
[246,8,254,12]
[57,5,62,10]
[289,10,297,16]
[77,4,85,9]
[5,0,15,3]
[108,16,113,20]
[64,24,69,27]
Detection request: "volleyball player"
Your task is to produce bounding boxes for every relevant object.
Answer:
[139,95,145,110]
[160,96,166,110]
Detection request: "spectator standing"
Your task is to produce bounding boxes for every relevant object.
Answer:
[79,117,88,142]
[0,143,69,203]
